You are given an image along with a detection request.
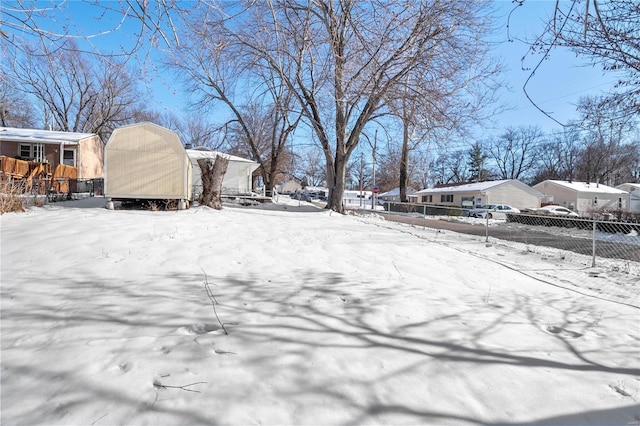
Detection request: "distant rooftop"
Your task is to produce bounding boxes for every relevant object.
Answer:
[379,187,416,197]
[186,148,257,164]
[539,180,628,194]
[0,127,96,144]
[416,180,512,194]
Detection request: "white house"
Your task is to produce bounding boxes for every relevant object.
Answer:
[616,183,640,213]
[187,148,260,199]
[533,180,630,216]
[414,180,542,210]
[277,179,302,195]
[378,187,416,202]
[343,189,374,209]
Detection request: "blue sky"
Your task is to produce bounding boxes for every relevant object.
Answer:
[486,0,623,136]
[14,1,622,139]
[141,1,621,139]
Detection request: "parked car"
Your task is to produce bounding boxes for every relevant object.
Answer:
[536,205,579,217]
[290,191,311,201]
[466,204,520,219]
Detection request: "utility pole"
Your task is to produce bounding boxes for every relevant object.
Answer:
[371,130,377,209]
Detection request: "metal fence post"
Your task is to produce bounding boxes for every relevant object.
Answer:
[485,214,489,243]
[592,219,597,267]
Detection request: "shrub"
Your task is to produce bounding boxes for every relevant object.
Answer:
[0,179,27,214]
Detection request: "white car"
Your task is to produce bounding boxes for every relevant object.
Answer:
[466,204,520,219]
[536,205,579,217]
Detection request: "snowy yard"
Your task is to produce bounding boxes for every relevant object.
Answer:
[1,197,639,425]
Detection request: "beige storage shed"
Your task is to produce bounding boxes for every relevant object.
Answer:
[104,122,192,207]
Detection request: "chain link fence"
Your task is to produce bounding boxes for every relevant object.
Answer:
[367,202,640,277]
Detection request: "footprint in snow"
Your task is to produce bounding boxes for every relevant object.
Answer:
[544,325,583,339]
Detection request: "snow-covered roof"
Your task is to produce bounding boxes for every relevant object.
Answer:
[379,187,416,197]
[415,180,513,194]
[186,148,258,166]
[617,183,640,192]
[0,127,96,145]
[539,180,628,195]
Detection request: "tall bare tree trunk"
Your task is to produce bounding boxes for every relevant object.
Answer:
[399,119,410,203]
[326,149,347,213]
[198,156,229,210]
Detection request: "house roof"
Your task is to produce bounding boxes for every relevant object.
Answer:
[537,180,628,195]
[416,179,515,194]
[186,148,258,166]
[616,183,640,192]
[0,127,96,145]
[379,187,416,197]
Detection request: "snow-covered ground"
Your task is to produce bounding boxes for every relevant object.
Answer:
[1,196,639,425]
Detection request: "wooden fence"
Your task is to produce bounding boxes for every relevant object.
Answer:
[0,156,77,194]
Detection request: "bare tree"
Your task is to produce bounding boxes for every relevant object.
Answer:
[181,1,497,212]
[412,150,434,190]
[0,1,188,63]
[169,16,303,195]
[375,143,422,193]
[531,0,640,117]
[348,152,373,193]
[375,147,403,193]
[197,156,229,210]
[431,148,473,185]
[220,101,301,194]
[575,95,639,184]
[297,148,327,187]
[6,39,141,141]
[177,117,228,150]
[530,129,581,185]
[0,77,37,128]
[384,35,502,202]
[487,125,543,182]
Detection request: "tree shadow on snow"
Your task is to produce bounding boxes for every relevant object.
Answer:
[205,269,639,425]
[3,268,638,425]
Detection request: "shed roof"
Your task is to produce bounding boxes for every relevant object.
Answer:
[0,127,96,145]
[538,180,628,195]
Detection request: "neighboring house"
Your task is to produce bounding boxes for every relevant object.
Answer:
[104,122,192,207]
[616,183,640,213]
[187,148,260,199]
[0,126,103,179]
[533,180,630,216]
[343,189,373,208]
[414,180,542,210]
[278,179,302,194]
[304,186,328,200]
[378,187,416,202]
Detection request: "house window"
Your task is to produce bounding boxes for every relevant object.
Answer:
[19,144,30,158]
[422,195,432,203]
[618,197,622,209]
[63,149,75,166]
[593,196,598,206]
[18,144,43,160]
[461,196,474,208]
[440,194,453,203]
